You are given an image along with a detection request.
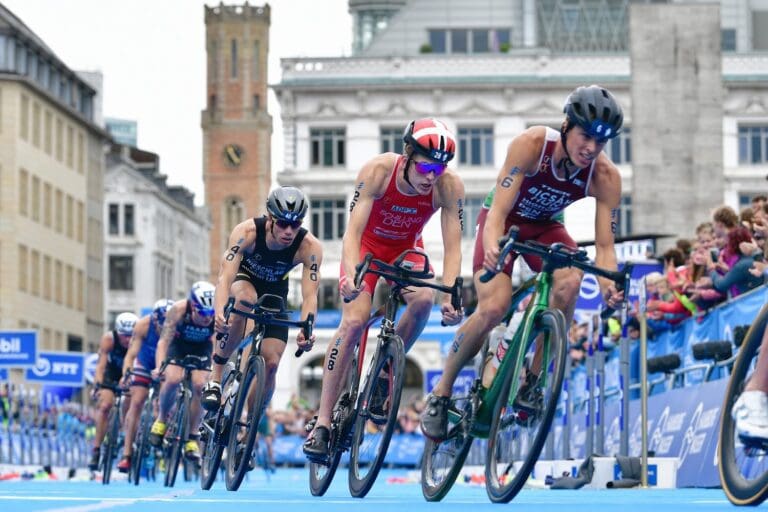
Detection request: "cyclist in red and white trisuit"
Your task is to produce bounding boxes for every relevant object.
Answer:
[421,85,627,441]
[303,118,466,459]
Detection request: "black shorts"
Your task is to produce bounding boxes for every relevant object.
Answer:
[102,363,123,388]
[166,340,212,370]
[232,273,290,343]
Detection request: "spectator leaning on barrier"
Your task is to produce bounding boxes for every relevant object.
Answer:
[699,226,764,298]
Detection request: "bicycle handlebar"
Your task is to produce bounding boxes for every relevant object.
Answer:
[351,251,463,325]
[480,225,633,315]
[221,295,314,358]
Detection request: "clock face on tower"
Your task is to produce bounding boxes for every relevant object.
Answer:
[223,143,244,168]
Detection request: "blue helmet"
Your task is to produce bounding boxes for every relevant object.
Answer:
[188,281,215,317]
[152,298,175,327]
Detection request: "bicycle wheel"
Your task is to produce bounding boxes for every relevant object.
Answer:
[101,406,120,485]
[719,304,768,506]
[164,390,189,487]
[225,355,267,491]
[200,406,227,489]
[131,400,153,486]
[349,334,405,497]
[485,307,567,503]
[309,359,359,497]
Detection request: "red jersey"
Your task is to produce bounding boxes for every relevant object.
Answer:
[505,127,595,223]
[362,155,437,248]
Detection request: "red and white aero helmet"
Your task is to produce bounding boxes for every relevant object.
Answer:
[402,118,456,163]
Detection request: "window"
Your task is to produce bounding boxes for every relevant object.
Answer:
[253,94,260,112]
[310,128,345,167]
[109,203,119,235]
[458,126,494,166]
[77,133,84,173]
[31,175,40,222]
[380,127,404,154]
[451,29,468,53]
[77,270,84,311]
[124,203,135,236]
[31,250,40,296]
[44,111,52,154]
[18,245,28,292]
[66,195,74,238]
[722,29,736,52]
[32,102,40,147]
[311,198,346,241]
[429,29,447,53]
[43,183,52,227]
[616,194,632,237]
[66,125,73,167]
[494,28,511,50]
[67,334,83,352]
[472,29,489,53]
[77,201,84,242]
[109,255,134,290]
[18,168,28,216]
[19,94,28,140]
[66,264,73,307]
[462,197,485,238]
[739,125,768,164]
[224,197,244,240]
[55,190,63,233]
[55,260,62,303]
[55,118,63,161]
[230,38,238,79]
[754,11,768,50]
[607,127,631,164]
[210,40,218,81]
[43,255,51,300]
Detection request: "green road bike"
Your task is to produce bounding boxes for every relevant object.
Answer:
[421,226,631,503]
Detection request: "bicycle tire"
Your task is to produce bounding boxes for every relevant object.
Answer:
[200,406,226,489]
[485,307,567,503]
[420,395,475,501]
[131,398,154,486]
[348,334,405,497]
[164,389,189,487]
[225,355,267,491]
[101,405,121,485]
[309,358,359,497]
[718,303,768,506]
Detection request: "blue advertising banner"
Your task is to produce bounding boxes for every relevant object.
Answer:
[25,352,85,387]
[425,368,476,395]
[0,330,37,367]
[576,261,663,312]
[0,367,7,381]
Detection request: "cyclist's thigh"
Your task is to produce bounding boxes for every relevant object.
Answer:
[472,208,519,276]
[518,221,576,272]
[338,293,375,335]
[228,277,258,339]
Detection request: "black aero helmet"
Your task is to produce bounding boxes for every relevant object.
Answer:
[266,186,308,222]
[563,85,623,140]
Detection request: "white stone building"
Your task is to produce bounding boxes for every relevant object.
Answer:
[104,145,211,326]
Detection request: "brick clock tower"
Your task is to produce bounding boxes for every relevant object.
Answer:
[202,3,272,281]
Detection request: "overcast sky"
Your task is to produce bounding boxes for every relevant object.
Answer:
[3,0,352,203]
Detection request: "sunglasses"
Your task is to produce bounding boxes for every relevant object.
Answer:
[194,307,215,318]
[414,161,447,176]
[275,218,302,230]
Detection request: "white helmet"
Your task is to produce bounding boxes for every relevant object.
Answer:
[115,312,139,336]
[189,281,215,316]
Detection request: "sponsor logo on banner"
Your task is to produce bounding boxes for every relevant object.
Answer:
[25,351,85,387]
[0,330,37,367]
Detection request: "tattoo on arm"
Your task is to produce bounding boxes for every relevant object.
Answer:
[308,254,319,282]
[610,208,619,235]
[225,242,243,262]
[457,198,465,233]
[500,166,522,188]
[349,182,364,213]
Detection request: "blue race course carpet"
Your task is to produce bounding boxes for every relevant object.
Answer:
[0,468,735,512]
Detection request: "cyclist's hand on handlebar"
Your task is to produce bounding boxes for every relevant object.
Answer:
[295,331,316,353]
[440,300,463,326]
[214,312,230,335]
[482,245,502,274]
[603,283,624,310]
[340,275,362,302]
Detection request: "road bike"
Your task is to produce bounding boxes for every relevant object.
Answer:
[160,354,210,488]
[421,226,631,503]
[307,249,462,498]
[129,373,160,486]
[199,294,313,491]
[718,301,768,506]
[99,383,127,485]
